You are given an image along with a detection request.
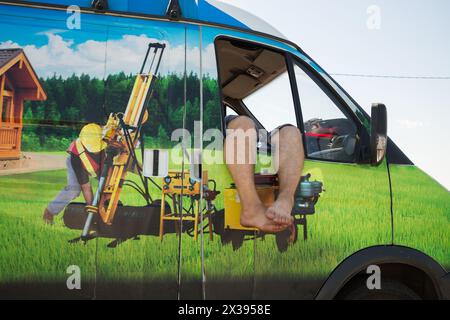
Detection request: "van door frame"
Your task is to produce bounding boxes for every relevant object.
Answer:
[213,35,370,164]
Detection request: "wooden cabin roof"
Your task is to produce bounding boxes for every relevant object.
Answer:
[0,49,22,69]
[0,48,47,101]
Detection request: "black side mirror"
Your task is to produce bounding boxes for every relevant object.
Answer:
[371,103,388,166]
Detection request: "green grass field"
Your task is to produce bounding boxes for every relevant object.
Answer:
[390,165,450,265]
[0,156,448,288]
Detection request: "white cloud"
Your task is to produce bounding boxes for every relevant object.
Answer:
[103,34,217,77]
[0,33,217,79]
[0,40,20,49]
[35,29,67,36]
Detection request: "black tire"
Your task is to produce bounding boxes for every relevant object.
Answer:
[152,200,171,213]
[339,280,421,300]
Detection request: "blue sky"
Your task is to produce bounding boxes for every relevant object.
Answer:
[0,4,192,77]
[0,3,186,46]
[222,0,450,190]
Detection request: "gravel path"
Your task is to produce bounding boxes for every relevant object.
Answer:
[0,152,67,176]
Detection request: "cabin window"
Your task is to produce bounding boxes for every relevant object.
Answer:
[1,96,12,124]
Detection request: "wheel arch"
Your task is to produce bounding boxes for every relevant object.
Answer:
[315,245,448,300]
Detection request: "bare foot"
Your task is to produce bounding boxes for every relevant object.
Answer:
[240,203,287,233]
[43,208,54,225]
[266,194,294,226]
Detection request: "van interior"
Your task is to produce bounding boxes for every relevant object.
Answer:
[215,38,358,162]
[216,39,286,101]
[215,38,288,128]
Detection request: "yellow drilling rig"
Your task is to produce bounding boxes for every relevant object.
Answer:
[69,42,166,243]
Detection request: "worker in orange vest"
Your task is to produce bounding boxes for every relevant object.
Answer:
[43,123,107,224]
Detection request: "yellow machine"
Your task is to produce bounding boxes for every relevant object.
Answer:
[223,174,279,232]
[97,75,153,225]
[78,43,166,241]
[219,174,324,252]
[159,171,212,241]
[224,187,275,232]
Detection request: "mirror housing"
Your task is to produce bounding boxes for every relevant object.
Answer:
[371,103,388,166]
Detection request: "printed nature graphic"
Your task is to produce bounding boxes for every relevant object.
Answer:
[0,3,448,301]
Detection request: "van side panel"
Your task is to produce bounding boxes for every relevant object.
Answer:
[3,2,447,301]
[0,4,106,299]
[0,3,194,299]
[390,165,450,272]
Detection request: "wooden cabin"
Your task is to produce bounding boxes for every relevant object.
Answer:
[0,49,46,160]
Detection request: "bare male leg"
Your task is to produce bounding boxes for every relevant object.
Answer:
[266,126,304,225]
[225,116,285,233]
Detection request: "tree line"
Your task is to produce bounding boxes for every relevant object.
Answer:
[22,72,222,151]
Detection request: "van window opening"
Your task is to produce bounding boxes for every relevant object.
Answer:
[216,38,297,133]
[215,38,359,163]
[243,73,295,132]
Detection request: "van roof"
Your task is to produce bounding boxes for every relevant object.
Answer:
[20,0,286,40]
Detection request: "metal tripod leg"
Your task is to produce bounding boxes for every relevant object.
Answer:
[80,176,107,239]
[68,232,97,245]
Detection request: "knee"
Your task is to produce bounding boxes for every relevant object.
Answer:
[227,116,256,131]
[279,126,301,140]
[64,185,81,199]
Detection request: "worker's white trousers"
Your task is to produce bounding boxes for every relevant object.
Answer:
[47,156,82,215]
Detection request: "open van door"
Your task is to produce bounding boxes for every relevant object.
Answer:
[199,30,392,299]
